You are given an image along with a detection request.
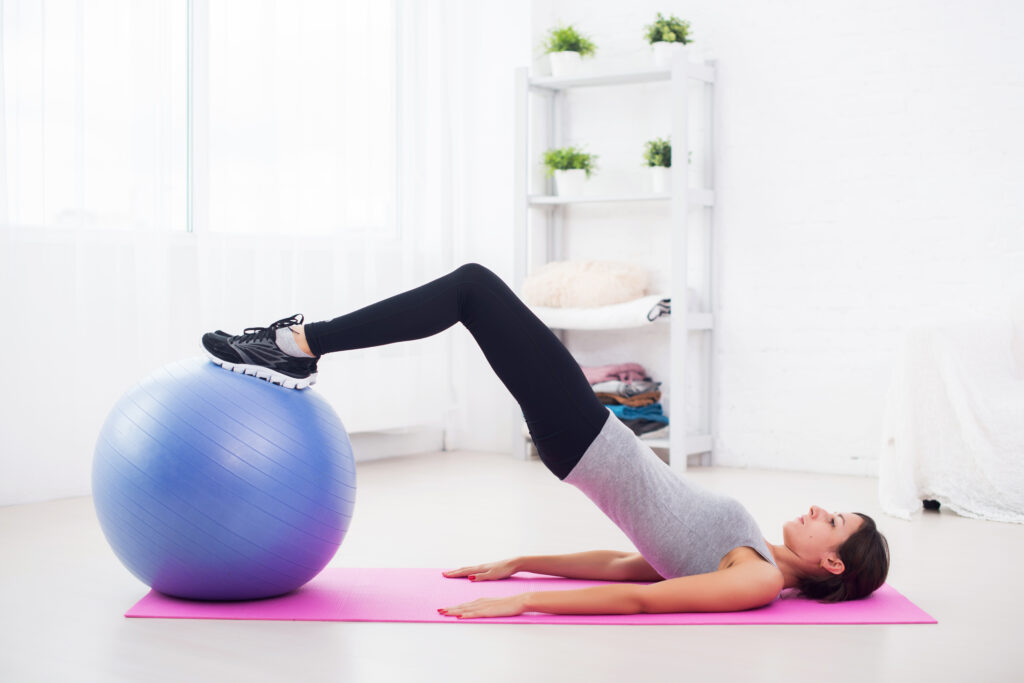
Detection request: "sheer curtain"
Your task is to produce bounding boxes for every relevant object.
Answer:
[0,0,461,504]
[0,1,186,230]
[198,0,396,236]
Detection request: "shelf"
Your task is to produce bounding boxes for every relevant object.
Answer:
[541,316,712,331]
[529,295,698,331]
[642,432,713,455]
[529,64,715,91]
[529,189,714,207]
[513,59,717,471]
[534,309,713,332]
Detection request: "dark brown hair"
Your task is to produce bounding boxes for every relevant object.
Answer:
[797,512,890,603]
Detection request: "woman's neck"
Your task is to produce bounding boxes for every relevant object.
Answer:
[766,541,809,589]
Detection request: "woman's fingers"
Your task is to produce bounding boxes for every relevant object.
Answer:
[442,559,516,581]
[439,598,480,617]
[442,566,481,578]
[442,565,496,580]
[438,595,526,619]
[438,598,474,617]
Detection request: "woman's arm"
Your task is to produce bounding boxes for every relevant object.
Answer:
[633,561,784,613]
[440,582,645,619]
[444,550,644,583]
[612,552,666,582]
[440,560,782,619]
[524,562,780,615]
[516,550,638,581]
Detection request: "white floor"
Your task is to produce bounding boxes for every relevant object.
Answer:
[2,450,1021,683]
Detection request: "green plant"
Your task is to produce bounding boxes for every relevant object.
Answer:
[643,137,672,168]
[644,13,692,45]
[543,146,598,177]
[543,24,597,56]
[643,140,694,168]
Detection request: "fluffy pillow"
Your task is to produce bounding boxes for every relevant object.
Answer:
[522,260,649,308]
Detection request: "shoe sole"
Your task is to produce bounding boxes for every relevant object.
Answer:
[203,351,317,390]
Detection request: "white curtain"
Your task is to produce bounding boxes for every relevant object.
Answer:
[0,0,465,504]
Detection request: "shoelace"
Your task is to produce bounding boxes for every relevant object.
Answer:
[233,314,305,344]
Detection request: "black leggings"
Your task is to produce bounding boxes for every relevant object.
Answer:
[303,263,610,479]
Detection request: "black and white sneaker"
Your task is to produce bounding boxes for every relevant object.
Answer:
[201,314,319,390]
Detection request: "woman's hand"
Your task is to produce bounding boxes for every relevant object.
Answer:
[442,557,520,582]
[438,593,529,619]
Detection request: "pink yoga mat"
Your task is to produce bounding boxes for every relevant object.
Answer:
[125,568,935,625]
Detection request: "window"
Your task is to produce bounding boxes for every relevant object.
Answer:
[201,0,395,235]
[1,0,395,235]
[1,0,186,230]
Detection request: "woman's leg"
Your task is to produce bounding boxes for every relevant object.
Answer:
[303,262,610,480]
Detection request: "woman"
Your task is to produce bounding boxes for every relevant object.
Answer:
[202,263,890,619]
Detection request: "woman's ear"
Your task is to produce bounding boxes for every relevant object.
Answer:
[820,552,846,576]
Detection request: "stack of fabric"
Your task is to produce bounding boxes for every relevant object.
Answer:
[581,363,669,437]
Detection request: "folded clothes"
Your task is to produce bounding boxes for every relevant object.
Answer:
[582,363,648,384]
[608,403,669,423]
[590,379,662,396]
[596,390,662,407]
[621,418,670,437]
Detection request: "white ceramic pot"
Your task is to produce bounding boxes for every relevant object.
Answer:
[651,41,689,68]
[553,169,587,196]
[548,51,583,78]
[650,166,670,194]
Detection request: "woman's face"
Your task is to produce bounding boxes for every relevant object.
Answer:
[783,505,864,574]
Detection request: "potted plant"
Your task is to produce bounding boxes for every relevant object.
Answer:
[644,13,693,67]
[644,139,693,193]
[643,137,671,193]
[543,145,598,196]
[542,24,597,77]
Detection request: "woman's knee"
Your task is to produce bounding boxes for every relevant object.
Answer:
[451,262,522,328]
[453,263,513,301]
[454,262,500,285]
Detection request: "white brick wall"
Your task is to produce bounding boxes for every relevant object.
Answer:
[529,0,1024,475]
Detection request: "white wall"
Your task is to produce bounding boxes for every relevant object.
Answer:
[530,0,1024,475]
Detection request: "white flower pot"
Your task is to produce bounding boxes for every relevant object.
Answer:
[650,166,670,194]
[548,51,583,78]
[553,169,587,196]
[651,41,689,68]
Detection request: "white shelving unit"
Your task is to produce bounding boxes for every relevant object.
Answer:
[512,54,716,474]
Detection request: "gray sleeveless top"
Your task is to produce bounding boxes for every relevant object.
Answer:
[564,410,777,579]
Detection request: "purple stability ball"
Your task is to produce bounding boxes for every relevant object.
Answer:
[92,357,356,601]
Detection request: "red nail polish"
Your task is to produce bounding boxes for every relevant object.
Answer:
[468,575,475,580]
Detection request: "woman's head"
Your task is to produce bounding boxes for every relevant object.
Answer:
[784,507,889,602]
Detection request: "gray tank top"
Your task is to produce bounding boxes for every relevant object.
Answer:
[564,410,778,579]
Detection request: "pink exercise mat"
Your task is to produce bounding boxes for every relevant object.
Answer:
[125,567,936,625]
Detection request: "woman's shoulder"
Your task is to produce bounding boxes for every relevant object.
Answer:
[719,545,776,570]
[718,549,785,600]
[636,554,784,613]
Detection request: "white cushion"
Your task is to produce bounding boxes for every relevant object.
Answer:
[522,260,649,308]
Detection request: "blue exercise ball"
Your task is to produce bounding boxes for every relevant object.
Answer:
[92,357,356,601]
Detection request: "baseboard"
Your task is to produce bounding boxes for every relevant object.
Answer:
[349,425,446,463]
